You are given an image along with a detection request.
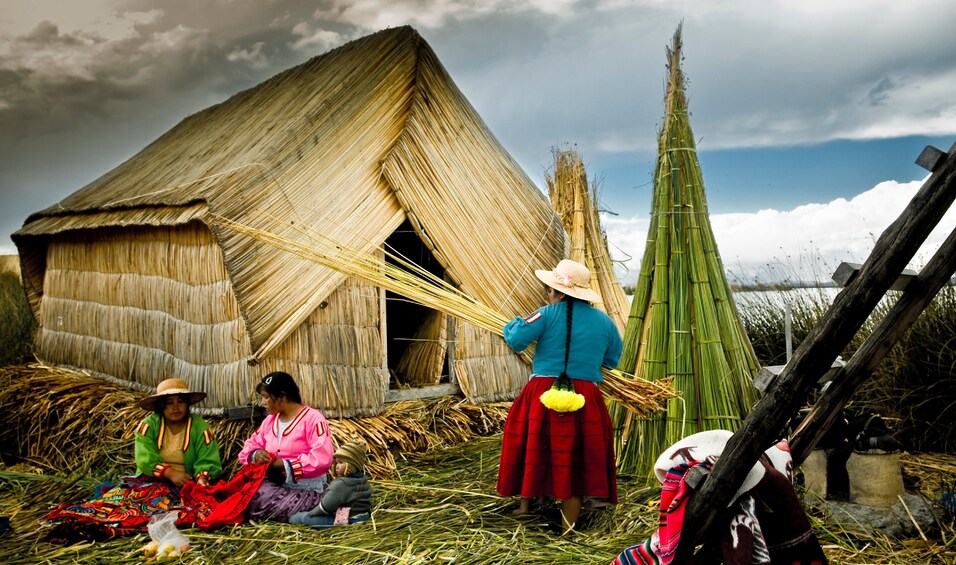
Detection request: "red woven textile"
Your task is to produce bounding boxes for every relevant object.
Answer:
[180,461,270,530]
[497,376,617,502]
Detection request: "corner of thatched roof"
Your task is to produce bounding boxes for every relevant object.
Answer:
[14,25,565,361]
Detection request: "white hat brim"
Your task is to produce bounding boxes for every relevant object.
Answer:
[534,269,602,303]
[653,430,766,506]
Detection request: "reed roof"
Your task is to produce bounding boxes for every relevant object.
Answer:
[13,26,567,360]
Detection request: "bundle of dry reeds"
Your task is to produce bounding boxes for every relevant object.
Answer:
[216,216,676,417]
[612,25,761,474]
[546,147,632,333]
[395,310,447,386]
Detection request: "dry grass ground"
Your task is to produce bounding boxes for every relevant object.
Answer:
[0,364,954,564]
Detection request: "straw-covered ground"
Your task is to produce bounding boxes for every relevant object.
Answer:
[1,365,954,564]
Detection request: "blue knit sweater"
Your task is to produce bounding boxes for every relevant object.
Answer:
[503,299,622,382]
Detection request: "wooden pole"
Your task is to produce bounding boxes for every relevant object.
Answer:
[790,224,956,464]
[674,141,956,562]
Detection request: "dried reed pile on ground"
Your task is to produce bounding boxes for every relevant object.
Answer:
[0,364,508,479]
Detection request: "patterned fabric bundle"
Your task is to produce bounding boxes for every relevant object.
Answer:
[612,439,828,565]
[612,461,707,565]
[44,476,197,544]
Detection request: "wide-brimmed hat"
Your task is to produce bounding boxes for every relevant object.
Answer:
[534,259,602,303]
[139,378,206,411]
[652,430,792,505]
[334,441,368,473]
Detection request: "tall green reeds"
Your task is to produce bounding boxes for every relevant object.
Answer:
[612,25,761,474]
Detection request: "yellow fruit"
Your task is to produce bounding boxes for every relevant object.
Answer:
[143,541,159,558]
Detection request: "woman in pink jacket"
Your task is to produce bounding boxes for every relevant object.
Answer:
[238,371,334,522]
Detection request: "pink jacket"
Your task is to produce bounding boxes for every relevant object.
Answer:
[238,405,334,482]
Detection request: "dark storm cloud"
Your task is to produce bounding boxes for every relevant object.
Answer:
[0,0,371,246]
[865,78,897,107]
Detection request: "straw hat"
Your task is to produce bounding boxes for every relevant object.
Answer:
[139,378,207,411]
[334,441,368,473]
[534,259,602,303]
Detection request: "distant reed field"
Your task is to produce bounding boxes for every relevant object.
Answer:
[0,270,35,365]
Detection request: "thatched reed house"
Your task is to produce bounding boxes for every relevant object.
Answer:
[12,26,569,417]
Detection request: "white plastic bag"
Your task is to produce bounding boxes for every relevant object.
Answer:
[146,511,190,559]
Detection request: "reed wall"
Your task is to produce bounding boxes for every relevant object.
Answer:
[395,309,447,386]
[453,320,528,403]
[36,222,388,416]
[264,276,387,417]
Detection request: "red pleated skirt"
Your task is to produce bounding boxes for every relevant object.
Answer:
[497,376,618,502]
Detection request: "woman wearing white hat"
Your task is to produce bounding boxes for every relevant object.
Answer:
[134,378,222,487]
[496,259,623,534]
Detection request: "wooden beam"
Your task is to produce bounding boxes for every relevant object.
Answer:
[831,261,917,291]
[674,141,956,562]
[917,144,947,172]
[753,358,844,393]
[385,383,461,402]
[790,226,956,465]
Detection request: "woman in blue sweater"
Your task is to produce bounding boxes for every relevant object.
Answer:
[497,259,623,534]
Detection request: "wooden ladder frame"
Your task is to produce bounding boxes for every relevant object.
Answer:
[674,141,956,562]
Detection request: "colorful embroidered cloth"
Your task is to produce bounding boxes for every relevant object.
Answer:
[612,458,828,565]
[612,461,707,565]
[44,476,197,544]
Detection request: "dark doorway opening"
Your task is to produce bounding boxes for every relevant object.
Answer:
[383,220,448,386]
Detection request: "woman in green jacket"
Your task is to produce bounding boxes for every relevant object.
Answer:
[135,378,222,486]
[45,378,224,543]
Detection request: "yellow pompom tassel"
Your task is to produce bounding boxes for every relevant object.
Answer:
[540,387,585,412]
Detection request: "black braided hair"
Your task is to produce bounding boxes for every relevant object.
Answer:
[562,297,576,376]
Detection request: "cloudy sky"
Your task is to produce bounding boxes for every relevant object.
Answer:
[3,0,956,284]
